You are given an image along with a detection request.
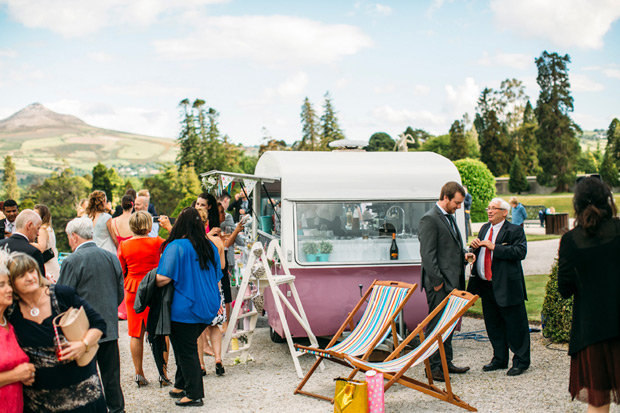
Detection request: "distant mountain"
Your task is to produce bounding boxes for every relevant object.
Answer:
[0,103,178,177]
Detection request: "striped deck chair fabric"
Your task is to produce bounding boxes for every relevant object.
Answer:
[301,283,411,359]
[349,294,469,372]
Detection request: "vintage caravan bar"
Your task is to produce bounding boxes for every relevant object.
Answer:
[247,150,465,341]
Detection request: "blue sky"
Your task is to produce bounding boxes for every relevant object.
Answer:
[0,0,619,146]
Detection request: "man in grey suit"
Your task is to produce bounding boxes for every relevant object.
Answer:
[57,217,125,413]
[419,181,476,382]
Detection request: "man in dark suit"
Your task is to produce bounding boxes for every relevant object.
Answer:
[58,217,125,413]
[0,209,46,278]
[0,199,19,239]
[468,198,530,376]
[419,181,475,381]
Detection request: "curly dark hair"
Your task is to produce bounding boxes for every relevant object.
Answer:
[160,207,216,270]
[573,177,617,237]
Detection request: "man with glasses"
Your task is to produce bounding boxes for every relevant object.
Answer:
[419,181,476,382]
[468,198,530,377]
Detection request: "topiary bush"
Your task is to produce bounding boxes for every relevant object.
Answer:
[454,158,496,222]
[541,259,573,343]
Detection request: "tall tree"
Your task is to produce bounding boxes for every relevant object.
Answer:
[143,163,201,216]
[534,51,581,192]
[176,99,199,169]
[2,155,19,201]
[514,101,539,175]
[367,132,395,152]
[475,99,513,176]
[599,152,619,187]
[448,120,468,160]
[91,163,122,203]
[509,156,530,194]
[605,118,620,165]
[319,91,345,150]
[299,97,319,151]
[495,78,529,133]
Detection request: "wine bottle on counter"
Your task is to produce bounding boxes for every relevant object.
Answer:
[390,232,399,260]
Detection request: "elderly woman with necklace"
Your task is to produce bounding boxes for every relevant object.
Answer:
[7,252,107,412]
[0,249,35,413]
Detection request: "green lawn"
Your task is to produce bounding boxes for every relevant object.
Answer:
[498,193,620,215]
[466,273,548,323]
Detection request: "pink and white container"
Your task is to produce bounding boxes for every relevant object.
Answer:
[365,370,384,413]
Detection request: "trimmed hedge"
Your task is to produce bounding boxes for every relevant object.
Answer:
[454,158,497,223]
[541,259,573,343]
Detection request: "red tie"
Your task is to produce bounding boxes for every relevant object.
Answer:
[484,227,493,281]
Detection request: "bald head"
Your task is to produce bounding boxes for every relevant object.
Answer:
[135,196,149,212]
[15,209,42,242]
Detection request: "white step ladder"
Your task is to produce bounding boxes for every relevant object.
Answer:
[222,240,323,378]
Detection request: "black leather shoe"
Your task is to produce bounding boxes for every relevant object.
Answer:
[169,390,185,399]
[482,362,508,372]
[447,363,470,374]
[215,362,225,376]
[507,366,527,376]
[175,398,204,407]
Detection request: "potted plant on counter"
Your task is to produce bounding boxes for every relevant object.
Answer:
[318,241,333,262]
[302,241,319,262]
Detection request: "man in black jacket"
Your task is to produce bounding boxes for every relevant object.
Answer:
[0,199,19,239]
[0,209,46,278]
[468,198,530,376]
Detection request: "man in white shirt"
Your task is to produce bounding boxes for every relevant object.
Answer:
[135,196,158,237]
[468,198,530,377]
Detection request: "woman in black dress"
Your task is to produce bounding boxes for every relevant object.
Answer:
[7,252,107,412]
[558,177,620,413]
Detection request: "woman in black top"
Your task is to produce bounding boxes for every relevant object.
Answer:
[558,177,620,412]
[8,253,107,412]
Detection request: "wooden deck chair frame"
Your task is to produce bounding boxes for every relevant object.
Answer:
[293,279,417,402]
[345,289,479,412]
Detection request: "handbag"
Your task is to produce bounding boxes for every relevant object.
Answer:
[334,377,368,413]
[52,306,98,366]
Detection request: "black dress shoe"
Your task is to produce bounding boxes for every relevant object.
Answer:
[169,390,186,399]
[215,362,225,376]
[507,366,527,376]
[175,398,204,407]
[447,363,470,374]
[482,362,508,372]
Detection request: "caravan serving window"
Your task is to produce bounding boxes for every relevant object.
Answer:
[295,200,435,265]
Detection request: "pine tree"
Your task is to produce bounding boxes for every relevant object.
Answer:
[176,99,199,169]
[509,156,530,194]
[299,97,319,151]
[448,120,468,160]
[2,155,19,201]
[319,91,345,150]
[535,51,581,192]
[599,152,619,187]
[475,109,513,176]
[514,101,539,175]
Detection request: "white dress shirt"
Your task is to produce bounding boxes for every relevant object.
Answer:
[476,220,505,280]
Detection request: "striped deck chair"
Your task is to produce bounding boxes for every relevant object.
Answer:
[294,280,417,401]
[345,290,479,412]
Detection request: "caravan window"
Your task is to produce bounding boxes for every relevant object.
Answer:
[295,200,436,265]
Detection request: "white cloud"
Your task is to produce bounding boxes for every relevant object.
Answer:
[87,52,114,62]
[478,51,531,70]
[374,84,395,94]
[99,81,192,98]
[336,78,351,89]
[152,15,373,65]
[45,99,177,138]
[603,68,620,80]
[490,0,620,49]
[353,1,393,17]
[276,72,309,98]
[0,0,227,37]
[0,49,17,58]
[571,73,604,92]
[413,85,431,96]
[372,105,446,127]
[426,0,447,18]
[444,77,480,119]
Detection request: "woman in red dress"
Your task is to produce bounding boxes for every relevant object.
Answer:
[118,211,164,388]
[0,250,35,412]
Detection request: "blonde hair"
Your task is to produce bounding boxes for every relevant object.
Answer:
[509,197,519,206]
[137,189,150,198]
[7,252,49,299]
[129,211,152,236]
[197,208,208,225]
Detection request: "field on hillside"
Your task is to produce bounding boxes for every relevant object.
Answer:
[0,126,178,176]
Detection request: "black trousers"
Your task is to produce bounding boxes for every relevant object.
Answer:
[170,321,207,400]
[97,340,125,413]
[425,287,455,371]
[478,279,531,369]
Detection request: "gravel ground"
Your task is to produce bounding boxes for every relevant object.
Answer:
[118,316,589,413]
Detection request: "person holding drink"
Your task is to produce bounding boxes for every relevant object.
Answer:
[7,252,107,412]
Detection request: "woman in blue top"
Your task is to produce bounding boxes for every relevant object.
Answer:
[156,207,221,407]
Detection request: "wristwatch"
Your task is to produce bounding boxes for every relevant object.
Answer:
[82,339,90,353]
